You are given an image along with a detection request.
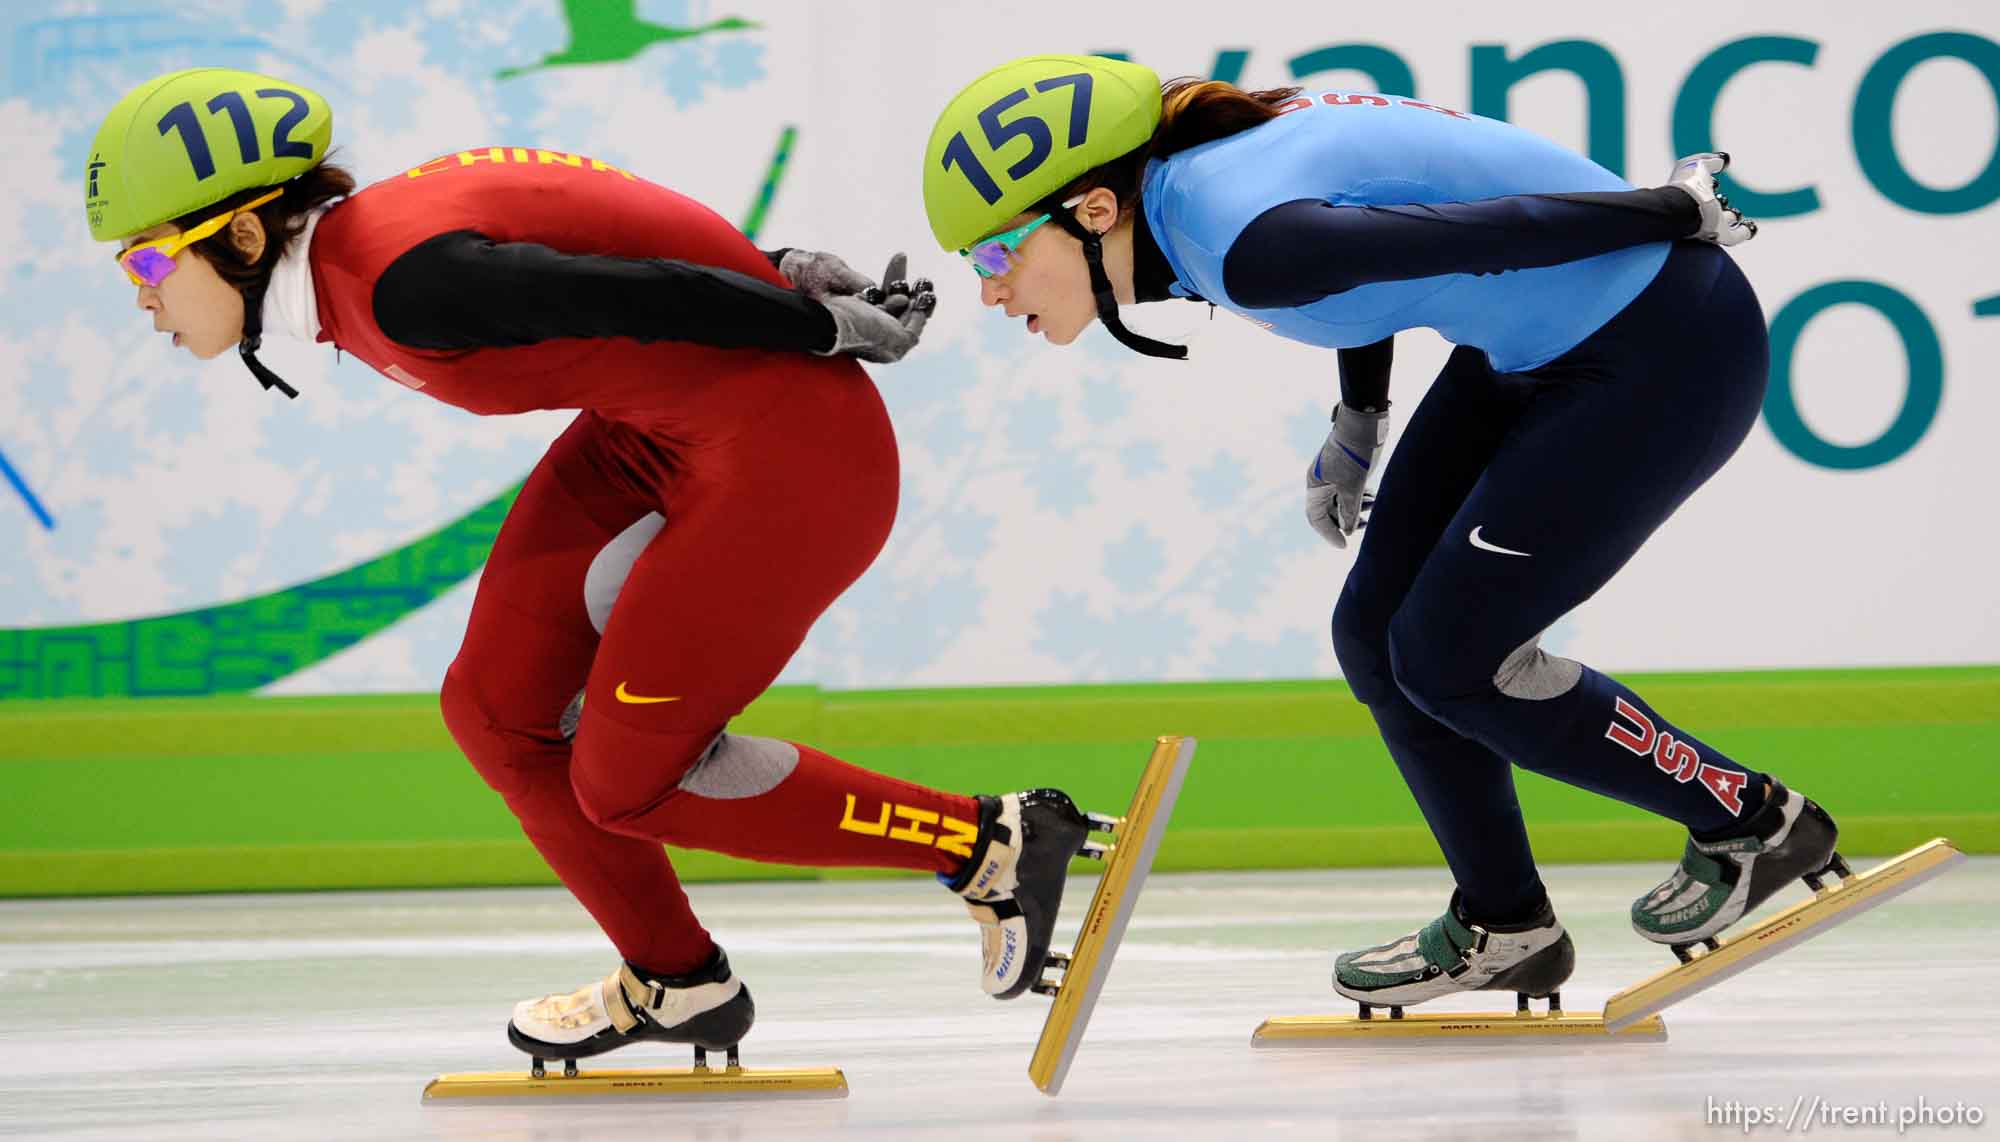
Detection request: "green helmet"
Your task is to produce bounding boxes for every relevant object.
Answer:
[86,67,332,241]
[923,55,1161,251]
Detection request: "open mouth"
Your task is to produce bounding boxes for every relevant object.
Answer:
[1026,314,1040,334]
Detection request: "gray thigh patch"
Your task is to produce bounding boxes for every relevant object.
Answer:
[677,734,801,799]
[583,512,666,634]
[1493,635,1584,700]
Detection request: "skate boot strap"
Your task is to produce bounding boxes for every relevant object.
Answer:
[1673,839,1740,887]
[601,965,655,1035]
[601,962,743,1036]
[1429,905,1564,982]
[944,794,1020,900]
[963,895,1023,926]
[512,968,652,1038]
[1688,779,1793,855]
[1422,910,1482,979]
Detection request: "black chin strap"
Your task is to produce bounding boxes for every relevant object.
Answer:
[237,281,299,399]
[1051,212,1187,361]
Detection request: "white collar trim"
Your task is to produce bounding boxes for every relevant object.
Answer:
[261,206,328,342]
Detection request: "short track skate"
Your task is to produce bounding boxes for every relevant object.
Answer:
[1027,734,1195,1095]
[1602,836,1964,1032]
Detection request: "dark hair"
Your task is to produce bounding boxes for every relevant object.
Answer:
[172,158,356,296]
[1041,78,1303,215]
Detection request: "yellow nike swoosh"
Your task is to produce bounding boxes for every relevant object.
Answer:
[614,682,682,705]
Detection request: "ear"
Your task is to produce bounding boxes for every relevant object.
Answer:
[1073,187,1123,237]
[228,211,268,263]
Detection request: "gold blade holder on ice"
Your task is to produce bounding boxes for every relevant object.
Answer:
[1254,1008,1667,1044]
[423,1056,846,1101]
[1028,734,1195,1096]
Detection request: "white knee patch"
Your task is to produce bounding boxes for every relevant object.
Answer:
[583,512,665,634]
[676,734,801,799]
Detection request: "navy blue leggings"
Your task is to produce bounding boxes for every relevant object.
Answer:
[1330,241,1771,923]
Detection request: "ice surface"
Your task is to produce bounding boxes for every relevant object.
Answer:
[1,860,1991,1141]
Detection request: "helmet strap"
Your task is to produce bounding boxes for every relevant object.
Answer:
[237,280,299,399]
[1049,211,1187,361]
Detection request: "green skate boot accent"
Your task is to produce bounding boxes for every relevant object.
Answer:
[1631,779,1840,948]
[1334,892,1574,1013]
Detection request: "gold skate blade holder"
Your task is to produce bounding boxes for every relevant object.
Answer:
[1028,734,1196,1096]
[422,1065,847,1102]
[1602,836,1965,1033]
[1253,1006,1668,1045]
[424,1046,847,1101]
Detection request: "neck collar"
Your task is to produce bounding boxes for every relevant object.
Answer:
[1130,208,1180,304]
[261,206,328,343]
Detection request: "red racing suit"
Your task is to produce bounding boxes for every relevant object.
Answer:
[303,149,978,974]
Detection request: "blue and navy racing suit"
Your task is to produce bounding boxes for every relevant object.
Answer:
[1136,93,1771,922]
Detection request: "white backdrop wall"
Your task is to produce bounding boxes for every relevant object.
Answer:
[2,0,1995,692]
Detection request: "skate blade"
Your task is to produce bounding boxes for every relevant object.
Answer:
[1028,734,1195,1097]
[1253,1010,1667,1045]
[421,1065,848,1101]
[1603,837,1965,1033]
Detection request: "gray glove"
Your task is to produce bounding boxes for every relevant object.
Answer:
[1306,404,1390,549]
[778,248,875,300]
[819,254,937,364]
[1667,152,1757,247]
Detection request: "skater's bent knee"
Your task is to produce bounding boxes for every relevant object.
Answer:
[1385,615,1473,722]
[571,733,800,835]
[440,661,573,798]
[567,727,758,834]
[440,664,509,784]
[1331,589,1397,707]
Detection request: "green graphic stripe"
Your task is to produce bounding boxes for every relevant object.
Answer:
[0,487,518,699]
[3,667,1994,896]
[0,129,800,699]
[740,124,796,242]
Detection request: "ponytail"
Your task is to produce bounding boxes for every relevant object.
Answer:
[1151,78,1302,161]
[1042,78,1303,213]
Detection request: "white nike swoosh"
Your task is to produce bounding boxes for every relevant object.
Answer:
[1469,526,1532,557]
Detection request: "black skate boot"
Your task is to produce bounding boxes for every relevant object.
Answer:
[507,945,754,1074]
[1334,890,1575,1018]
[943,789,1112,1000]
[1632,779,1842,956]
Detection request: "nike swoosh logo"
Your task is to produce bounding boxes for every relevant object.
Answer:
[1469,526,1532,558]
[614,682,681,705]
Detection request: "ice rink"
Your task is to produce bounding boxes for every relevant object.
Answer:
[2,858,1991,1141]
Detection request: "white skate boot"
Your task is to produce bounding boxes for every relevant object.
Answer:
[1334,890,1575,1018]
[507,945,753,1075]
[943,789,1114,1000]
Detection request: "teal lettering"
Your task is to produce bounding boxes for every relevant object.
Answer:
[1471,40,1625,174]
[1287,44,1416,97]
[1765,282,1943,470]
[1674,36,1821,218]
[1853,32,2000,215]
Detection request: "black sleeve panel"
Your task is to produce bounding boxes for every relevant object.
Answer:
[371,230,835,353]
[1221,187,1699,310]
[1336,337,1394,412]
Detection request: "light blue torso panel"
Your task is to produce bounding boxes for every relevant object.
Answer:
[1140,93,1670,372]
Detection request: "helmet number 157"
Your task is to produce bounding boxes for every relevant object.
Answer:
[939,72,1094,207]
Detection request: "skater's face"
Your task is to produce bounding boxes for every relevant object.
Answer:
[976,188,1124,347]
[120,210,268,361]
